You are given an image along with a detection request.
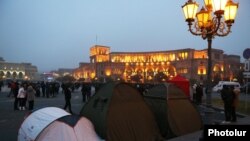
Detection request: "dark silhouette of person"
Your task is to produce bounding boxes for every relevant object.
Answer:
[41,81,46,97]
[13,81,19,110]
[63,85,73,114]
[85,83,91,101]
[195,83,203,105]
[0,80,3,92]
[81,83,87,102]
[221,85,234,123]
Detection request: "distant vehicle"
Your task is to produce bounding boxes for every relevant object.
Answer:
[212,81,241,92]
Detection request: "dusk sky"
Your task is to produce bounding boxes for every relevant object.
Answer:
[0,0,249,73]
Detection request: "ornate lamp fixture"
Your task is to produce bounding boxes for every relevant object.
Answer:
[182,0,238,39]
[182,0,239,106]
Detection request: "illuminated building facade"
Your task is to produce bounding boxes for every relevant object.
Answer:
[73,45,243,84]
[0,57,38,80]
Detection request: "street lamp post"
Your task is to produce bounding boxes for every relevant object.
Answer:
[182,0,239,106]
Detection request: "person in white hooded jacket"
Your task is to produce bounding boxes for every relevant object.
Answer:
[17,84,26,110]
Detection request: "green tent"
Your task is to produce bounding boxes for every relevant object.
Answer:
[144,83,203,139]
[80,82,163,141]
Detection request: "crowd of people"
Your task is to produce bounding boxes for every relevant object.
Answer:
[1,80,100,113]
[7,81,37,111]
[1,79,242,123]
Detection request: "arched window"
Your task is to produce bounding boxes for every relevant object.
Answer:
[6,71,11,78]
[0,71,4,79]
[13,72,17,79]
[18,72,24,79]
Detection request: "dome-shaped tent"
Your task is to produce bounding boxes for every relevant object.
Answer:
[143,83,203,139]
[80,82,162,141]
[18,107,100,141]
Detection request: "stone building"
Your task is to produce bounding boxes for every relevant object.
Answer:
[73,45,243,84]
[0,58,38,80]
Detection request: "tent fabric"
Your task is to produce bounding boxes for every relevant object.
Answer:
[36,115,100,141]
[81,82,115,138]
[167,99,202,136]
[18,107,101,141]
[168,83,202,135]
[143,84,170,138]
[106,83,162,141]
[18,107,70,141]
[143,83,202,139]
[80,82,162,141]
[168,75,190,98]
[57,114,81,127]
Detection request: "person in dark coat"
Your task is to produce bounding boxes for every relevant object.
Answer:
[81,83,87,102]
[0,80,3,92]
[195,83,203,105]
[63,86,73,114]
[221,85,234,123]
[13,81,19,110]
[41,81,46,97]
